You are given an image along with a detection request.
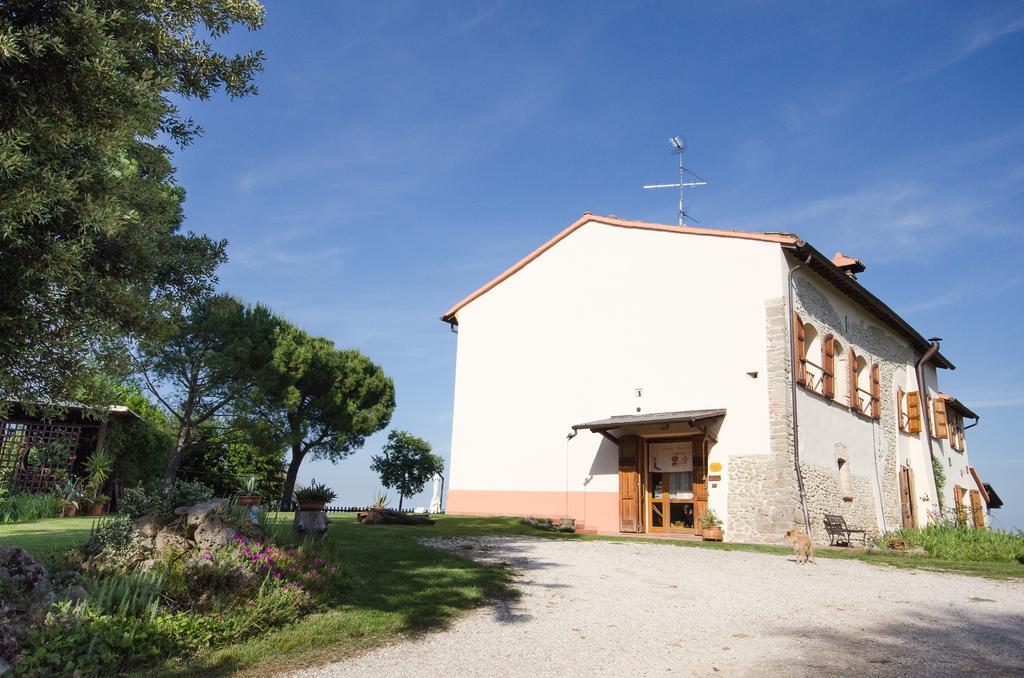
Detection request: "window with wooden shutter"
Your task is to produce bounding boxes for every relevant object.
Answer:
[932,398,948,439]
[821,334,835,399]
[870,364,880,419]
[906,391,922,433]
[792,312,806,386]
[848,348,859,410]
[896,386,906,432]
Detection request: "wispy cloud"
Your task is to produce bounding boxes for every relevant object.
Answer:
[908,15,1024,82]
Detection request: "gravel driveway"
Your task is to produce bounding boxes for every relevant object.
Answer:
[294,536,1024,677]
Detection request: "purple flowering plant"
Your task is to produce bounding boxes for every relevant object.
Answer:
[232,535,338,592]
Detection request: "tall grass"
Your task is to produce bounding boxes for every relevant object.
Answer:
[897,522,1024,562]
[84,569,166,619]
[0,492,64,523]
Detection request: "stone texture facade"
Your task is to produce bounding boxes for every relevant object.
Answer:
[727,297,804,544]
[727,281,909,545]
[792,277,906,534]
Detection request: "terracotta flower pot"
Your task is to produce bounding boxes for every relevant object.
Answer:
[85,503,106,517]
[297,500,326,512]
[702,525,723,542]
[238,495,262,506]
[63,505,78,518]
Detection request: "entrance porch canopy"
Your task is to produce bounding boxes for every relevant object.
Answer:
[573,409,726,444]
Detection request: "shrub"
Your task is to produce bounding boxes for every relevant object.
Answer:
[14,602,178,677]
[84,570,165,618]
[83,517,151,571]
[118,480,214,519]
[0,493,64,524]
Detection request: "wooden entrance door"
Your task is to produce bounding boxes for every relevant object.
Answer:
[899,466,916,529]
[618,436,641,533]
[646,438,702,534]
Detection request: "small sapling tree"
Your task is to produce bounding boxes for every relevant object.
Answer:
[371,430,444,511]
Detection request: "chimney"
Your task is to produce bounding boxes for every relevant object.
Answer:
[832,251,865,279]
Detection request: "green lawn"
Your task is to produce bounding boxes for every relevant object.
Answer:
[0,516,97,557]
[1,513,1021,676]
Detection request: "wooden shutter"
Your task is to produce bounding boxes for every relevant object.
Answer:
[821,335,835,398]
[953,484,965,524]
[792,312,806,386]
[899,466,915,529]
[896,386,905,432]
[870,364,881,418]
[948,413,958,447]
[907,391,922,433]
[932,398,948,439]
[969,490,985,528]
[848,348,859,410]
[617,436,641,533]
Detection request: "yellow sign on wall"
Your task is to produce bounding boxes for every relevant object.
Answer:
[709,462,723,473]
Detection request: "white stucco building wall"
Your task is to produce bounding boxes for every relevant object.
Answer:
[447,218,785,532]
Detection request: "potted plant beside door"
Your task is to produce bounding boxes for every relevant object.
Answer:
[701,509,723,542]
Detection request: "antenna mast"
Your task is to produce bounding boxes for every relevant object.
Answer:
[643,136,708,225]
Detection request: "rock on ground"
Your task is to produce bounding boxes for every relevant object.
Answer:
[293,536,1024,678]
[175,498,230,527]
[193,514,237,551]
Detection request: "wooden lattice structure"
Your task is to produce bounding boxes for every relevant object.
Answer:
[0,403,113,494]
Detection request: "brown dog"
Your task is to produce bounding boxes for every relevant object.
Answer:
[784,529,815,564]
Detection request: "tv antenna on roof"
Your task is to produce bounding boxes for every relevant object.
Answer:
[643,136,708,226]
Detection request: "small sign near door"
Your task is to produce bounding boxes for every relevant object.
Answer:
[649,441,693,472]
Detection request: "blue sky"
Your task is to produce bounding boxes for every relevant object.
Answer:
[174,1,1024,528]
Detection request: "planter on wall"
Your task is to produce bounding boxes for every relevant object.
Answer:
[238,495,262,507]
[297,500,326,512]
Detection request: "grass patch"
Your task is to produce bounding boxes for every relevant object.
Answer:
[894,523,1024,562]
[0,516,95,557]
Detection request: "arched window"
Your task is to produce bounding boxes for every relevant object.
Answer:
[804,324,820,392]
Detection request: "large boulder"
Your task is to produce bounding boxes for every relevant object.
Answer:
[0,547,49,666]
[193,515,238,551]
[0,546,49,597]
[154,528,190,557]
[174,498,230,528]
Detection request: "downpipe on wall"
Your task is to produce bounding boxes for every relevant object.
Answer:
[914,338,942,522]
[787,255,814,537]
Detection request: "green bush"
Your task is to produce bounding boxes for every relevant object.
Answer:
[118,480,214,519]
[83,517,151,570]
[14,602,179,677]
[897,521,1024,562]
[0,493,64,524]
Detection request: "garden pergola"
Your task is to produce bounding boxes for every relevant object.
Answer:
[0,403,138,493]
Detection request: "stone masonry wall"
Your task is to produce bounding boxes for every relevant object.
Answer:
[727,297,804,544]
[793,277,906,534]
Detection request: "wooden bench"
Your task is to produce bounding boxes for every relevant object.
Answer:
[823,514,867,546]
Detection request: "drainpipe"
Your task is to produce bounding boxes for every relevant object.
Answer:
[914,338,942,522]
[787,254,814,537]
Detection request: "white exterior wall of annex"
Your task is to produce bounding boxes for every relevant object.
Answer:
[446,220,785,532]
